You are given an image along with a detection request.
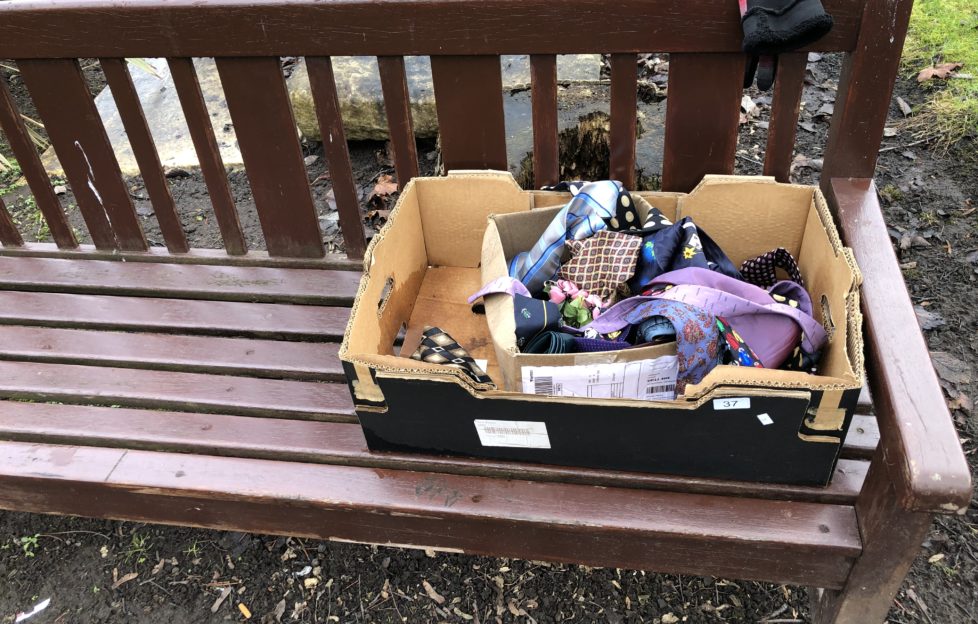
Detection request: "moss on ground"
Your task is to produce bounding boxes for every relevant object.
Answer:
[902,0,978,150]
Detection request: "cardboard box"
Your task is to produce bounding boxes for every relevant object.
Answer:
[340,172,864,486]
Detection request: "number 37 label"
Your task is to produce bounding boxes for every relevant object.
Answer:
[713,397,751,410]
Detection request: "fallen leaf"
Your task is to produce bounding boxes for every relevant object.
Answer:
[914,305,946,331]
[151,558,166,575]
[424,548,437,558]
[367,174,398,205]
[422,580,446,605]
[662,614,680,624]
[948,393,973,415]
[798,121,817,133]
[740,94,760,120]
[238,603,252,619]
[896,96,913,117]
[53,185,67,195]
[111,571,139,589]
[883,127,899,137]
[100,545,109,558]
[928,553,945,564]
[303,578,319,589]
[273,599,286,622]
[917,62,963,82]
[931,351,973,386]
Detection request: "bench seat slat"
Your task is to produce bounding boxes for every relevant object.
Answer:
[0,326,342,380]
[0,440,860,588]
[0,256,358,304]
[840,414,880,460]
[0,361,355,420]
[0,291,348,340]
[0,401,869,506]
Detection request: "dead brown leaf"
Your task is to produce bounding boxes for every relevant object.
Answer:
[111,571,139,589]
[917,62,963,83]
[371,174,398,199]
[948,393,973,415]
[422,579,446,605]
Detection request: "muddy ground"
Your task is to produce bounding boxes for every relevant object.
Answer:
[1,55,976,623]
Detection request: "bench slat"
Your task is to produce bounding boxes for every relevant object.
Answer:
[530,54,559,187]
[0,291,348,340]
[378,56,420,189]
[0,440,860,588]
[100,58,189,254]
[840,414,879,460]
[763,52,807,182]
[0,326,342,380]
[0,242,361,270]
[0,361,355,420]
[430,55,508,171]
[0,256,358,304]
[609,54,638,190]
[0,401,868,506]
[306,56,368,260]
[18,58,147,251]
[215,57,325,259]
[0,195,22,247]
[168,57,247,255]
[0,74,77,248]
[661,53,744,192]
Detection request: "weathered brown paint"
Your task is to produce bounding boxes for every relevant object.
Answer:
[305,56,368,260]
[764,52,807,183]
[18,58,147,251]
[0,195,23,247]
[99,58,189,253]
[167,57,247,255]
[378,56,420,189]
[609,54,638,190]
[530,54,559,188]
[0,74,77,248]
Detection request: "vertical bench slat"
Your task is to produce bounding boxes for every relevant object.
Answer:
[167,57,247,256]
[609,54,638,190]
[214,57,324,259]
[530,54,559,188]
[0,195,23,246]
[305,56,367,260]
[18,59,147,251]
[0,74,76,248]
[661,53,745,193]
[763,53,807,183]
[100,58,189,253]
[378,56,420,189]
[822,0,914,183]
[430,55,507,171]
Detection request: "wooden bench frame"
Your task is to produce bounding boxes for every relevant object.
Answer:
[0,0,971,621]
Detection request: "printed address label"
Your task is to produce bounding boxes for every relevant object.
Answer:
[713,397,751,410]
[474,419,551,449]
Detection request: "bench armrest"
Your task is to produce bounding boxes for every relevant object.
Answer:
[827,177,972,514]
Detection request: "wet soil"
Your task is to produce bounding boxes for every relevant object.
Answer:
[1,55,977,623]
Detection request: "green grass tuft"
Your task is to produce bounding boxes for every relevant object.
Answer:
[902,0,978,150]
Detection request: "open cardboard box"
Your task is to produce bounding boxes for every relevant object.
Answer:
[340,171,864,486]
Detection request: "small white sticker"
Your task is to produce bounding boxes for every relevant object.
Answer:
[713,397,751,410]
[474,419,551,449]
[757,413,774,426]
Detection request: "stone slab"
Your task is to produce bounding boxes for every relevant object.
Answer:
[288,54,603,141]
[43,58,242,176]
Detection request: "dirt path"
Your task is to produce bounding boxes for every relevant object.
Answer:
[1,56,976,623]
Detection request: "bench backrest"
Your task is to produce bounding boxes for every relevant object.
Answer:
[0,0,914,260]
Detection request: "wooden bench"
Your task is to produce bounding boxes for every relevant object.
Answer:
[0,0,970,621]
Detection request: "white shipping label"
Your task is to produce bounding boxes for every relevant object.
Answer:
[756,413,774,425]
[713,397,751,411]
[474,419,551,449]
[521,356,679,401]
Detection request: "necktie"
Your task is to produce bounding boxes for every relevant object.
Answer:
[584,299,721,393]
[627,218,742,293]
[558,229,642,304]
[410,326,493,385]
[512,294,561,349]
[509,180,625,294]
[740,247,806,289]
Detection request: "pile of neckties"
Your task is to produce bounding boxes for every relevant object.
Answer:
[469,180,829,396]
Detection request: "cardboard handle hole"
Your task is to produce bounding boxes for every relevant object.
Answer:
[377,276,394,314]
[820,294,836,340]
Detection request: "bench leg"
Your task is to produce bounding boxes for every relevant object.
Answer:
[810,450,932,624]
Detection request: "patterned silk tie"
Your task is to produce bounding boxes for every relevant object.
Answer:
[509,180,630,295]
[740,247,806,289]
[410,326,493,385]
[558,229,642,303]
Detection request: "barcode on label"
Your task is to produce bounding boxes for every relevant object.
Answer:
[646,383,675,396]
[474,419,551,449]
[533,376,556,395]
